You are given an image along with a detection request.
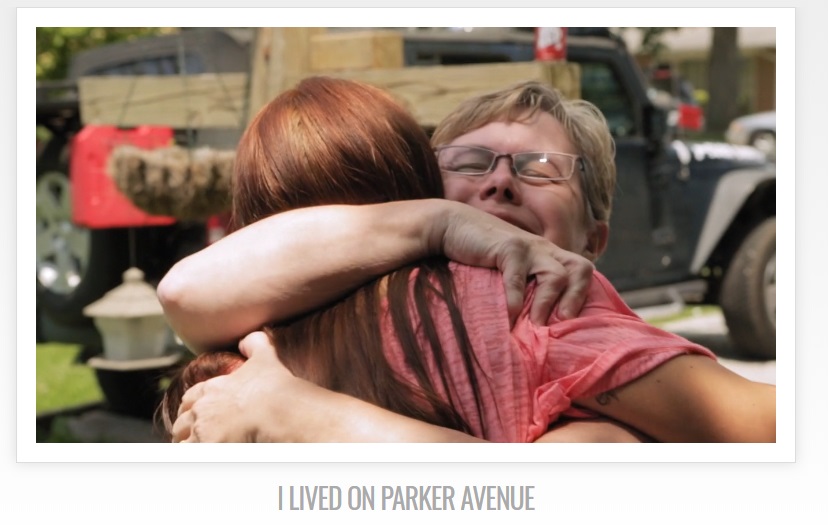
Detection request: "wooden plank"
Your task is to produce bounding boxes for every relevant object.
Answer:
[78,61,579,130]
[310,31,404,71]
[246,28,274,126]
[331,61,581,128]
[247,27,325,122]
[78,73,249,129]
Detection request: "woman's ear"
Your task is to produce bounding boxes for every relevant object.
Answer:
[584,221,609,261]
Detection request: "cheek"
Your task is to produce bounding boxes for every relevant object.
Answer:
[442,177,473,202]
[528,194,586,250]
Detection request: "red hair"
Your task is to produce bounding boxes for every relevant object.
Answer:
[230,76,444,229]
[160,77,488,440]
[158,351,245,437]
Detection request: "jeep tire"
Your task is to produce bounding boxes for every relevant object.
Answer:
[720,217,776,360]
[36,164,129,327]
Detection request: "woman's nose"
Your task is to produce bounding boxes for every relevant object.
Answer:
[479,157,522,203]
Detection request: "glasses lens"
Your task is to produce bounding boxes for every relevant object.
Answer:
[437,146,495,174]
[514,153,573,181]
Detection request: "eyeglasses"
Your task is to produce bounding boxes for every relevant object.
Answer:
[435,145,584,184]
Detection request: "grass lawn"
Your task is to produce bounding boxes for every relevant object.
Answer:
[36,343,104,415]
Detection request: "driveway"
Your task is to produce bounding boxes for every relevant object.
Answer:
[646,307,776,385]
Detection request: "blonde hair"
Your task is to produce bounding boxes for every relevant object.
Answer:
[431,81,616,223]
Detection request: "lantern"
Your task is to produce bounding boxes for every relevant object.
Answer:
[83,267,170,362]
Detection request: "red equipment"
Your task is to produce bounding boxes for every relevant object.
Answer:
[70,125,177,229]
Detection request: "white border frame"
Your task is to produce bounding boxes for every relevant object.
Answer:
[18,7,794,464]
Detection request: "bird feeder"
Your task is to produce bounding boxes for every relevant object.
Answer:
[83,267,170,362]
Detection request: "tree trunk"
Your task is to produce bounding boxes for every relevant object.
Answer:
[706,28,742,133]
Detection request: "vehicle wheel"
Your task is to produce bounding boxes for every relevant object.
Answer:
[36,167,129,326]
[720,217,776,360]
[750,130,776,159]
[95,368,169,420]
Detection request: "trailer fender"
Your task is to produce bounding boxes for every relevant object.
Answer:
[690,167,776,273]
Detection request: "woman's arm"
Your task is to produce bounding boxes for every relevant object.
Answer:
[171,333,644,444]
[574,355,776,443]
[159,199,594,354]
[534,419,651,443]
[171,332,485,443]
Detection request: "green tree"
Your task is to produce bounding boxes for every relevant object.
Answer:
[636,27,679,63]
[36,27,178,80]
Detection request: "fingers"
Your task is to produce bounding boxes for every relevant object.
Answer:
[500,242,572,326]
[238,330,275,359]
[442,207,595,325]
[507,242,594,325]
[177,380,204,417]
[238,331,296,381]
[497,247,529,327]
[532,247,594,321]
[172,377,231,443]
[171,380,206,442]
[502,270,527,328]
[556,256,594,319]
[528,272,567,325]
[171,408,194,442]
[555,273,591,320]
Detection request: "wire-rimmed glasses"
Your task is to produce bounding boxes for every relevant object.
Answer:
[435,145,583,184]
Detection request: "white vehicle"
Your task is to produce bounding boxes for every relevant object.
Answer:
[725,110,776,160]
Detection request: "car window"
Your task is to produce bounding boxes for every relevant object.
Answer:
[88,54,205,76]
[579,61,637,138]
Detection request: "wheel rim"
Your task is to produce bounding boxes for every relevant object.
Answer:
[764,252,776,329]
[36,171,91,296]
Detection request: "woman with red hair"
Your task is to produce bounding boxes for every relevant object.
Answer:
[163,77,774,443]
[162,76,626,441]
